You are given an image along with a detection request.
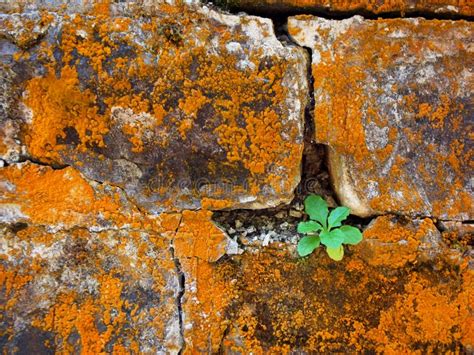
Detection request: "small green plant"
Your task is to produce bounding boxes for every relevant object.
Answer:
[297,194,362,261]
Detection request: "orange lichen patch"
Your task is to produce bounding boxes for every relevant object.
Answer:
[36,282,128,354]
[0,264,33,311]
[0,11,54,49]
[1,225,180,353]
[1,162,114,226]
[311,57,371,164]
[178,118,193,140]
[366,270,473,352]
[179,89,208,118]
[174,210,227,262]
[219,243,472,353]
[413,94,459,129]
[358,216,438,268]
[24,67,109,162]
[173,210,236,353]
[0,162,168,230]
[16,2,305,210]
[201,197,234,210]
[180,257,237,353]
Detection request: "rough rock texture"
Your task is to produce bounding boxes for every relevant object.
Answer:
[0,161,237,353]
[228,0,474,16]
[174,210,235,353]
[289,16,473,220]
[0,1,308,213]
[1,1,473,353]
[0,224,183,353]
[1,163,473,352]
[206,216,473,353]
[0,162,149,229]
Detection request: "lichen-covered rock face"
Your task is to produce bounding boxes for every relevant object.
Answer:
[0,1,308,213]
[228,0,473,16]
[0,224,183,354]
[1,203,473,353]
[0,162,238,353]
[288,16,473,220]
[213,219,473,353]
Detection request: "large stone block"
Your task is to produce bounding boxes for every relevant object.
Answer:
[289,16,473,220]
[218,231,472,352]
[0,1,308,213]
[227,0,473,16]
[0,224,182,353]
[1,188,472,352]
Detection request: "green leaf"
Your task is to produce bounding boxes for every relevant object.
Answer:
[328,206,350,229]
[297,221,323,234]
[297,236,321,257]
[304,194,328,228]
[339,225,363,245]
[320,229,345,249]
[326,246,344,261]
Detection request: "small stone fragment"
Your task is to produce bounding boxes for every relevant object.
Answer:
[289,209,303,218]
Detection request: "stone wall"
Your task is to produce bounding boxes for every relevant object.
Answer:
[0,0,473,353]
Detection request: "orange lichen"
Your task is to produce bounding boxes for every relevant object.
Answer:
[366,270,473,352]
[18,1,304,208]
[24,67,109,162]
[201,197,234,210]
[290,16,473,219]
[1,225,181,353]
[1,211,472,353]
[173,210,236,353]
[174,210,227,263]
[0,162,173,230]
[218,241,472,353]
[359,216,437,268]
[1,163,116,226]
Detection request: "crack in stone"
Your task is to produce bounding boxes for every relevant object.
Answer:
[169,214,185,355]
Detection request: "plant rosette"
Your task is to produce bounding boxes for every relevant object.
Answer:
[297,194,363,261]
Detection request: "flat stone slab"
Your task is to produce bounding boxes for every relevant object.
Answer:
[289,16,473,220]
[228,0,473,17]
[0,1,308,213]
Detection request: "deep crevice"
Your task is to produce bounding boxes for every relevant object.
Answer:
[12,156,69,170]
[212,17,376,245]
